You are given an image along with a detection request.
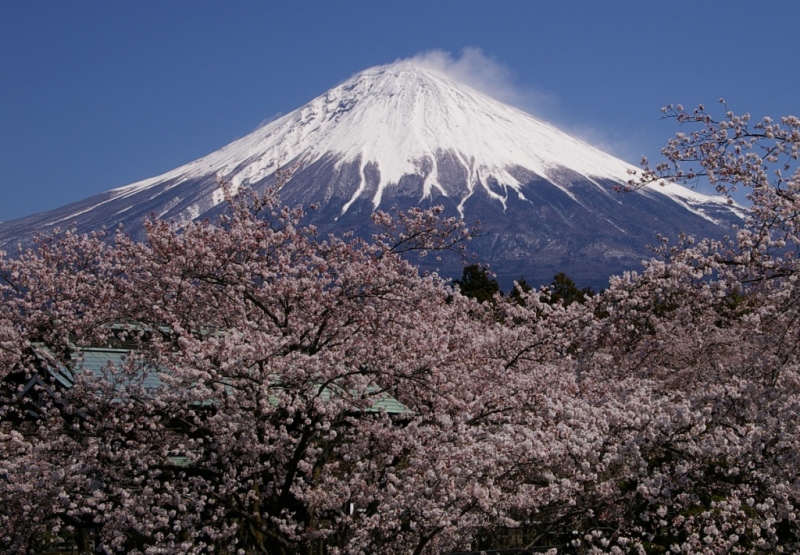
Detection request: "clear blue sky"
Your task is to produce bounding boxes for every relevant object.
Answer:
[2,0,798,222]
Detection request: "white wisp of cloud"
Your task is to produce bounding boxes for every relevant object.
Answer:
[402,48,635,162]
[404,47,558,118]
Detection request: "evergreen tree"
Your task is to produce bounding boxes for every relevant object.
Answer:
[454,264,501,303]
[543,272,594,306]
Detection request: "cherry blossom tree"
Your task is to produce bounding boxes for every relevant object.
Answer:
[0,187,504,554]
[564,102,800,553]
[4,102,800,554]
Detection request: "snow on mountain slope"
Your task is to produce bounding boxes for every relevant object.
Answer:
[104,61,736,220]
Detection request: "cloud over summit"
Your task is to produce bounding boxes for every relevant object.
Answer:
[403,48,559,118]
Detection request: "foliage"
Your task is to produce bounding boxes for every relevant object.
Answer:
[453,263,501,304]
[541,272,595,307]
[3,102,800,554]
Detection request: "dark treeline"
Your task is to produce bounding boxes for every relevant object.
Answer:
[454,264,595,307]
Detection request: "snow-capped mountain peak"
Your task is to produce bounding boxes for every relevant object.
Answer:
[111,60,720,219]
[0,60,744,288]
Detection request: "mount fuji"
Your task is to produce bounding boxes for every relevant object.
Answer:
[0,61,744,288]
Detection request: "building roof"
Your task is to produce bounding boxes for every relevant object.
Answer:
[46,346,409,415]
